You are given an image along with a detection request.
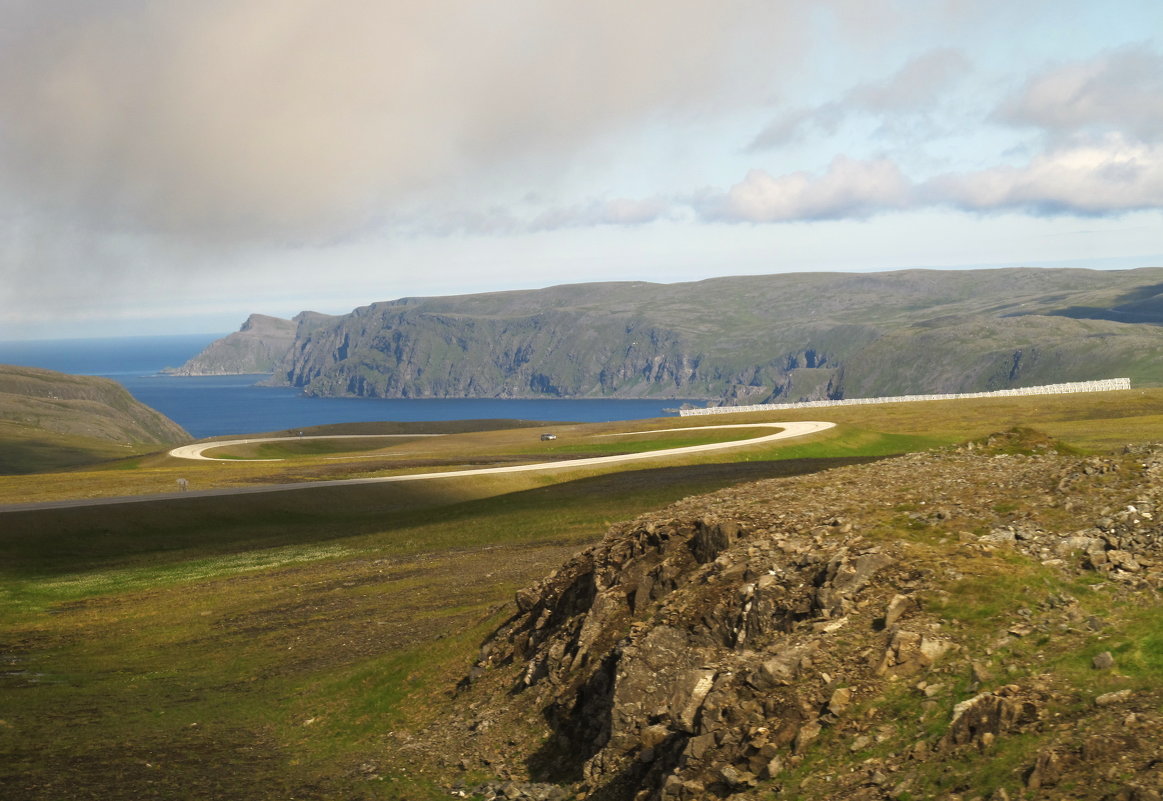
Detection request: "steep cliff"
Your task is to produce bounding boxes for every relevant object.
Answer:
[212,267,1163,401]
[166,311,334,375]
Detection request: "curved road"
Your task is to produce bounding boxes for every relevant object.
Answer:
[2,422,834,512]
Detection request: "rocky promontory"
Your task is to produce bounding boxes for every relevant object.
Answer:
[165,311,334,375]
[424,431,1163,800]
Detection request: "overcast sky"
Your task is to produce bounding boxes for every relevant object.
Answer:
[1,1,1161,340]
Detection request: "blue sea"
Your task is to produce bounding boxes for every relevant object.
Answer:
[0,334,686,438]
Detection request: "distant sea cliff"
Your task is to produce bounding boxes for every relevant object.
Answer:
[163,312,335,376]
[173,267,1163,403]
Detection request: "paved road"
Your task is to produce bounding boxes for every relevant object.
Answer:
[1,422,835,513]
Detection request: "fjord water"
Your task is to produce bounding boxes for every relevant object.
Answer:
[0,334,685,438]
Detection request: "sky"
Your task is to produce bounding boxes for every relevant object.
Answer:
[1,1,1161,340]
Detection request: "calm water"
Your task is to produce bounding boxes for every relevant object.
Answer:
[0,334,687,438]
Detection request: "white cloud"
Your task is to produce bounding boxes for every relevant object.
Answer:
[927,136,1163,215]
[702,157,914,222]
[702,136,1163,222]
[996,45,1163,142]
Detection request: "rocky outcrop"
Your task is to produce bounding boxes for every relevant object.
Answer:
[440,431,1163,800]
[466,515,911,799]
[253,267,1163,401]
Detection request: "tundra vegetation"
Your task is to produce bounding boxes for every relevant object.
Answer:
[2,388,1163,799]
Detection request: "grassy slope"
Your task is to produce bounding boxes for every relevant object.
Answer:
[6,388,1162,507]
[3,389,1163,799]
[0,364,190,474]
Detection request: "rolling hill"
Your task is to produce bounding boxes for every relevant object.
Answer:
[0,365,190,473]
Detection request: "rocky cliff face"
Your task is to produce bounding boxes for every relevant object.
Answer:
[180,267,1163,400]
[275,306,722,399]
[167,312,334,375]
[433,432,1163,800]
[261,267,1163,402]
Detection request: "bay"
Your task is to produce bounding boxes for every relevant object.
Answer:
[0,335,688,439]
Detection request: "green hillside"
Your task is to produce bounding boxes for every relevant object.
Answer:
[0,365,190,473]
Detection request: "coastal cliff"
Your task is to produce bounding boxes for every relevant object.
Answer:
[179,267,1163,401]
[164,311,334,375]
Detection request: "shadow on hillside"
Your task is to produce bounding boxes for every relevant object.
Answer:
[0,438,122,475]
[0,455,885,578]
[1038,281,1163,325]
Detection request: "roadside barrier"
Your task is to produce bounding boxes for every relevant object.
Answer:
[678,378,1133,417]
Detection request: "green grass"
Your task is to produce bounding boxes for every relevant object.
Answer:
[1,454,880,800]
[541,427,772,454]
[0,422,161,474]
[207,436,433,459]
[8,388,1163,799]
[708,388,1163,454]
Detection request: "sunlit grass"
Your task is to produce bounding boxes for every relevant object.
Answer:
[4,388,1163,506]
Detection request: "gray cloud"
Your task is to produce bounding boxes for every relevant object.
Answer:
[848,48,971,112]
[748,48,970,150]
[0,0,815,246]
[995,45,1163,143]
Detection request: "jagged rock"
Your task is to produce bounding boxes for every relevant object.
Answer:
[1056,535,1106,558]
[1095,689,1133,706]
[794,721,822,754]
[877,630,951,676]
[943,693,1025,748]
[668,668,716,734]
[1107,550,1142,572]
[691,519,741,564]
[1026,748,1068,790]
[472,781,570,801]
[828,687,853,716]
[718,764,757,788]
[1093,651,1116,670]
[815,550,894,616]
[442,441,1163,801]
[748,643,817,691]
[883,593,912,629]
